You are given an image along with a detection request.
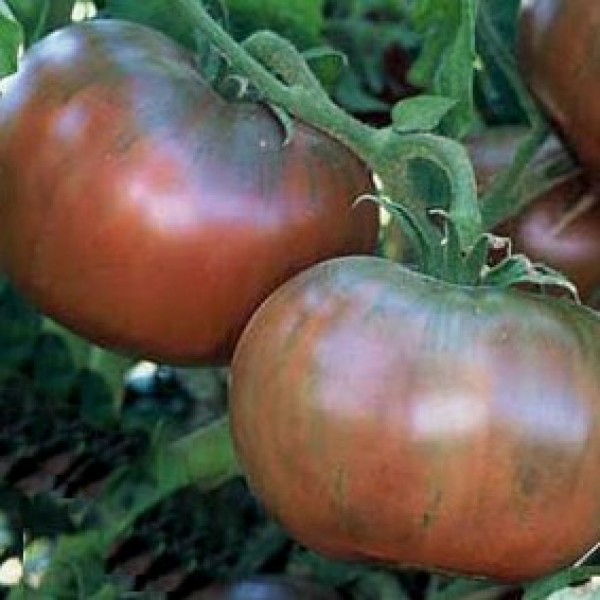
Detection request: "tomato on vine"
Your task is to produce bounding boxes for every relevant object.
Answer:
[231,255,600,583]
[0,20,378,364]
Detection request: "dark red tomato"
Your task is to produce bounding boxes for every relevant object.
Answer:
[518,0,600,171]
[464,127,600,304]
[195,576,340,599]
[231,256,600,583]
[0,20,378,364]
[500,176,600,304]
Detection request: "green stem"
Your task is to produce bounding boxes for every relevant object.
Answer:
[97,416,240,541]
[477,0,553,230]
[178,0,483,268]
[181,0,374,153]
[370,130,481,249]
[479,125,548,230]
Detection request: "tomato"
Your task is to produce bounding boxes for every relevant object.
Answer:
[518,0,600,171]
[231,255,600,582]
[464,127,600,305]
[500,176,600,305]
[196,576,340,599]
[0,20,378,364]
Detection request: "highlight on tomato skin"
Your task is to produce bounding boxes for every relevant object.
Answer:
[230,255,600,583]
[0,19,379,365]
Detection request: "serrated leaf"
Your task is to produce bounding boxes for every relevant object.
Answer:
[482,254,579,300]
[0,0,22,77]
[392,94,457,133]
[409,0,478,138]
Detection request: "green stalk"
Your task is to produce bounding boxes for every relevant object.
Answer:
[97,416,240,535]
[178,0,482,271]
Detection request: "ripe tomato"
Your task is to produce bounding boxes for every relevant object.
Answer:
[465,127,600,305]
[197,576,340,599]
[518,0,600,171]
[231,256,600,582]
[0,20,378,364]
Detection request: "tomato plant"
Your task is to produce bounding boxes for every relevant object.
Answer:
[231,255,600,583]
[0,19,378,365]
[518,0,600,171]
[3,1,600,598]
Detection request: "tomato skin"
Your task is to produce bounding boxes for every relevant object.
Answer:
[231,256,600,582]
[518,0,600,170]
[196,576,340,599]
[0,21,378,364]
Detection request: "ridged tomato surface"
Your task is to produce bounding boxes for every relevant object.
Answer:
[231,256,600,582]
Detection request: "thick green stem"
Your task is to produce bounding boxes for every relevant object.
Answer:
[178,0,483,269]
[181,0,375,153]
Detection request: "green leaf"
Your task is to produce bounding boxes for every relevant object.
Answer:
[475,0,524,124]
[334,69,391,113]
[102,0,324,49]
[482,254,579,300]
[391,94,457,133]
[225,0,324,48]
[523,567,600,600]
[101,0,228,50]
[303,46,347,92]
[409,0,478,138]
[0,0,23,77]
[0,282,42,367]
[32,332,79,402]
[78,369,118,427]
[6,0,74,47]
